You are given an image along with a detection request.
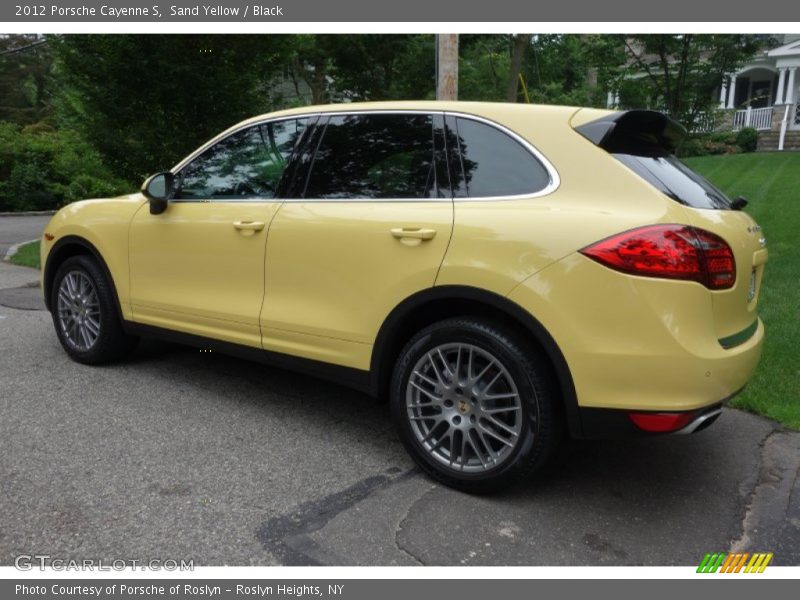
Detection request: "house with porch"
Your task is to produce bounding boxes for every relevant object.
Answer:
[718,34,800,150]
[608,34,800,151]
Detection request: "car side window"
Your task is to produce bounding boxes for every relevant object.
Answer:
[304,114,437,199]
[176,118,307,200]
[449,117,551,198]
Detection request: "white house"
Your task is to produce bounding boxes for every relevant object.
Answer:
[609,34,800,150]
[718,34,800,150]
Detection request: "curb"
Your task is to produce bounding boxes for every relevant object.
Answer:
[0,210,56,217]
[2,238,40,263]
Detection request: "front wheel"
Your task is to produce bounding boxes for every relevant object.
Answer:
[390,318,562,493]
[50,255,138,364]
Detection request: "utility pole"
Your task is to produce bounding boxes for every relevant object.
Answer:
[436,34,458,101]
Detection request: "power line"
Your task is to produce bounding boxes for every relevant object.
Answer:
[0,38,48,57]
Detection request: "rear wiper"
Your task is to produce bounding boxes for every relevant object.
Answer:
[730,196,748,211]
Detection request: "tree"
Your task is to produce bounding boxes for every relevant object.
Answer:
[612,34,765,130]
[320,35,435,101]
[458,34,615,107]
[505,35,528,102]
[288,34,331,104]
[0,34,52,125]
[49,34,290,182]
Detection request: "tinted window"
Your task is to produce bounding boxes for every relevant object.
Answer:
[450,118,551,198]
[615,154,732,210]
[176,118,307,200]
[304,114,437,199]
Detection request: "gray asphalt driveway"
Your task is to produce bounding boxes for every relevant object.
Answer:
[0,214,50,255]
[0,257,798,566]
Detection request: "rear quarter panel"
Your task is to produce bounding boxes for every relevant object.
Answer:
[436,104,689,295]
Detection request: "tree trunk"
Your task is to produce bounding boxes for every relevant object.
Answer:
[437,34,458,101]
[505,34,528,102]
[311,56,328,104]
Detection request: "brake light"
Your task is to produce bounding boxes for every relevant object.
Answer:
[580,224,735,290]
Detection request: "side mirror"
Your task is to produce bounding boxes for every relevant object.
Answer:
[141,172,175,215]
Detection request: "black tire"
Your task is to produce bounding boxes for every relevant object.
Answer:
[50,255,138,364]
[390,317,563,493]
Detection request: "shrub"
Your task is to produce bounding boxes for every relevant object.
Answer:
[0,121,131,212]
[677,131,741,158]
[736,127,759,153]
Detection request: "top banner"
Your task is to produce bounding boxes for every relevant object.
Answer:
[3,0,800,22]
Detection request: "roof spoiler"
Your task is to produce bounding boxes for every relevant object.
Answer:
[575,110,687,156]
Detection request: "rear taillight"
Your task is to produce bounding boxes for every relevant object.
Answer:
[580,224,736,290]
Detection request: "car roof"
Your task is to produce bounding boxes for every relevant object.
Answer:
[224,101,615,135]
[238,101,580,126]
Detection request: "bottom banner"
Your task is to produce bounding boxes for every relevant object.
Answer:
[2,579,796,600]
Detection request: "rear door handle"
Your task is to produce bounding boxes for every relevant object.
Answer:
[233,221,266,236]
[390,228,437,245]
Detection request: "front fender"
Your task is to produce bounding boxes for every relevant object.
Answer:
[41,194,147,320]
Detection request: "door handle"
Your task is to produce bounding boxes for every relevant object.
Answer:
[232,221,266,236]
[390,228,437,245]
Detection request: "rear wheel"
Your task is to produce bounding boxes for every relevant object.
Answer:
[390,318,562,493]
[50,255,137,364]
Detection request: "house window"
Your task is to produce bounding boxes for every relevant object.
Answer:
[750,80,772,108]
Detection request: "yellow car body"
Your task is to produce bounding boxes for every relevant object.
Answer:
[41,102,766,489]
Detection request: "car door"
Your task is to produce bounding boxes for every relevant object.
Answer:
[260,112,453,369]
[129,117,307,348]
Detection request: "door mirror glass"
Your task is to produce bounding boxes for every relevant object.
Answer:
[141,172,175,215]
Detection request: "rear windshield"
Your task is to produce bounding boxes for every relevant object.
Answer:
[614,154,732,210]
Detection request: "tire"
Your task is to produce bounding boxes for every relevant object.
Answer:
[390,317,563,493]
[50,255,138,364]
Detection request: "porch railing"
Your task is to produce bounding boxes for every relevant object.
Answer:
[690,112,715,133]
[732,106,773,131]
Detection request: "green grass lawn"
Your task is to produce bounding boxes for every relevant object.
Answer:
[7,239,40,269]
[5,153,798,428]
[684,152,800,429]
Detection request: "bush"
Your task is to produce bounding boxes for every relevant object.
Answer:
[0,121,131,212]
[677,131,741,158]
[736,127,759,153]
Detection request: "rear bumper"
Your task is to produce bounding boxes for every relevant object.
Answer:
[577,398,730,440]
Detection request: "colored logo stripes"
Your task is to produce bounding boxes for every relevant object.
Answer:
[697,552,773,573]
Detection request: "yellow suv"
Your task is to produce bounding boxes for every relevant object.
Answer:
[41,102,766,492]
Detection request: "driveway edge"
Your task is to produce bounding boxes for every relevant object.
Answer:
[2,238,40,263]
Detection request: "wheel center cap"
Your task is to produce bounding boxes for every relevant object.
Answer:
[457,398,470,414]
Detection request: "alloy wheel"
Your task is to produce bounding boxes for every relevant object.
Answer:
[56,270,101,352]
[405,343,527,473]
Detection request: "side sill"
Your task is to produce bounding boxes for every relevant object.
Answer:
[122,322,373,396]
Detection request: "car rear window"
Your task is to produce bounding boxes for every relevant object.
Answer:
[614,153,732,210]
